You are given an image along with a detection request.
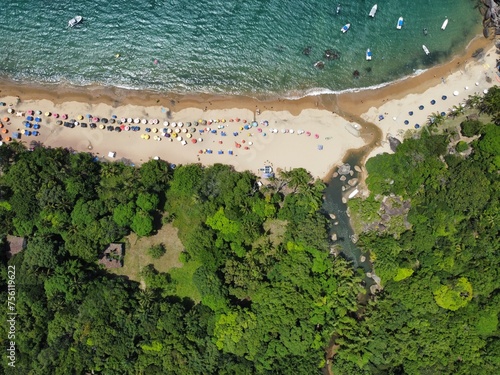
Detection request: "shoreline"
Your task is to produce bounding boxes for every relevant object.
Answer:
[0,33,495,181]
[0,35,492,117]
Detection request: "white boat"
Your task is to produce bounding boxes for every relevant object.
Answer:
[369,4,377,17]
[366,49,372,61]
[441,18,448,30]
[341,23,350,33]
[68,15,82,27]
[422,45,430,55]
[396,16,404,30]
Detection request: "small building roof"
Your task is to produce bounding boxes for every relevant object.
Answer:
[6,235,26,258]
[98,243,124,269]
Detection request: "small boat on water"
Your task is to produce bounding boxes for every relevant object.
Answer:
[396,16,404,29]
[68,15,82,27]
[441,18,448,30]
[366,48,372,61]
[422,45,430,55]
[336,4,341,15]
[341,23,350,33]
[369,4,378,17]
[423,28,428,36]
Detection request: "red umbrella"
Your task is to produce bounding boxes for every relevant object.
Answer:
[191,138,197,144]
[314,134,319,139]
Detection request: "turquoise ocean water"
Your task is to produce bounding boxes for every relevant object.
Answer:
[0,0,481,98]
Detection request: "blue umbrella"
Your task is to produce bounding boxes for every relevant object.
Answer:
[414,124,420,129]
[33,124,40,129]
[35,117,42,122]
[24,130,31,136]
[409,111,413,116]
[442,95,447,100]
[404,120,409,125]
[419,105,424,110]
[32,131,39,136]
[441,112,446,116]
[25,122,32,128]
[27,116,34,121]
[430,100,436,105]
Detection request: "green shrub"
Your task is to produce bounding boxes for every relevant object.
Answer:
[455,141,469,153]
[460,120,483,137]
[148,243,166,259]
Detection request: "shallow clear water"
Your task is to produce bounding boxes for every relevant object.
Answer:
[0,0,481,96]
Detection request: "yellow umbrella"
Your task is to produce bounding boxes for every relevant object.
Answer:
[77,115,84,120]
[152,128,158,133]
[99,124,105,129]
[45,111,51,117]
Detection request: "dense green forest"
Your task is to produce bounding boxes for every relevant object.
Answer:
[339,88,500,374]
[0,142,362,374]
[0,87,499,374]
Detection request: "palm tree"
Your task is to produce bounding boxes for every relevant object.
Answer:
[448,104,466,118]
[465,93,482,109]
[427,111,446,126]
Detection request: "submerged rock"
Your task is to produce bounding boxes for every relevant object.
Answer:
[314,61,325,69]
[303,46,312,55]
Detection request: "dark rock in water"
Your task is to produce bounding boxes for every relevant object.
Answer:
[303,46,312,56]
[353,70,360,78]
[484,27,490,38]
[472,48,484,58]
[314,61,325,69]
[365,66,372,73]
[485,8,492,20]
[324,49,340,60]
[388,136,402,152]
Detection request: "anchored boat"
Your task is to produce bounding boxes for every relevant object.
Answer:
[341,23,350,33]
[396,16,404,30]
[369,4,377,17]
[422,45,430,55]
[441,18,448,30]
[366,49,372,61]
[68,15,82,27]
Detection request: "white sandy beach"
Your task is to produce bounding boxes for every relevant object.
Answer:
[362,45,499,159]
[0,98,364,179]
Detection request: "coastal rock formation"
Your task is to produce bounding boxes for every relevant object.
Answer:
[482,0,500,36]
[388,136,402,152]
